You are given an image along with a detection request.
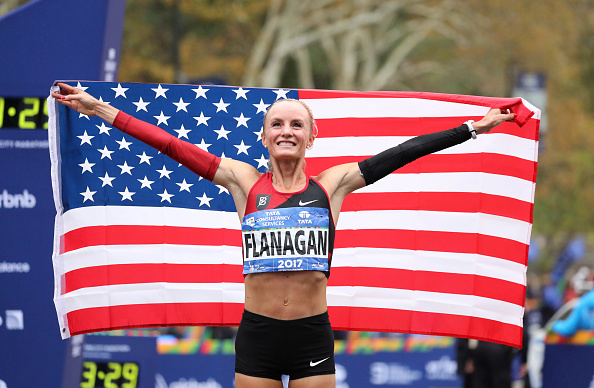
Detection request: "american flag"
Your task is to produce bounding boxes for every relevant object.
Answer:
[49,81,539,347]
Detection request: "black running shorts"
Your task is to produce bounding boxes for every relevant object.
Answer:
[235,310,335,380]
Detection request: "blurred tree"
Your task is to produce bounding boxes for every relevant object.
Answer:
[119,0,269,85]
[0,0,33,16]
[242,0,473,90]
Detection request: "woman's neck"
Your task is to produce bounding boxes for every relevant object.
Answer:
[269,159,307,192]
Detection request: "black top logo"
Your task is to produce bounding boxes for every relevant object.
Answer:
[256,194,271,210]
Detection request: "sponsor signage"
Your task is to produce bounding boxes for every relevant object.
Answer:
[73,332,462,388]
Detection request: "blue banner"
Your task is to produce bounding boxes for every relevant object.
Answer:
[0,0,126,97]
[542,342,594,387]
[0,1,125,386]
[0,129,66,388]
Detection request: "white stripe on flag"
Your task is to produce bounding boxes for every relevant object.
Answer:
[309,134,538,161]
[338,210,531,243]
[61,244,243,273]
[61,206,240,234]
[301,98,491,119]
[59,244,524,286]
[355,173,536,203]
[61,282,246,313]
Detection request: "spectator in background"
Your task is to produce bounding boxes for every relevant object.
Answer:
[552,289,594,337]
[456,338,515,388]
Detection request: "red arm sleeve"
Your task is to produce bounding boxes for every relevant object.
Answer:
[113,111,221,181]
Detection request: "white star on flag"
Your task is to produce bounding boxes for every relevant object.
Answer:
[117,161,134,175]
[158,189,174,203]
[152,84,169,99]
[234,140,251,155]
[214,125,231,140]
[213,98,230,113]
[156,165,173,179]
[133,97,150,112]
[78,158,95,174]
[154,111,171,125]
[137,152,153,165]
[195,139,211,152]
[273,89,289,99]
[174,124,191,139]
[77,131,94,145]
[75,82,89,91]
[197,193,213,207]
[99,172,116,187]
[111,83,129,98]
[254,154,268,169]
[116,137,133,150]
[173,97,190,112]
[253,99,270,114]
[119,187,135,201]
[80,186,96,202]
[193,112,211,126]
[176,179,193,192]
[215,184,230,195]
[97,146,114,160]
[234,113,250,128]
[97,123,112,135]
[254,127,263,141]
[192,86,209,99]
[138,176,155,189]
[233,87,249,100]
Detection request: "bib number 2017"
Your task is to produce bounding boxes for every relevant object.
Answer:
[278,259,303,269]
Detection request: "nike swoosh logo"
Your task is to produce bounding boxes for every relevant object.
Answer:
[299,199,318,206]
[310,357,330,367]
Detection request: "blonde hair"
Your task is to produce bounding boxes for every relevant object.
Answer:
[262,98,319,138]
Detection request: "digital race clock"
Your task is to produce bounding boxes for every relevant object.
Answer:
[80,361,140,388]
[0,97,48,129]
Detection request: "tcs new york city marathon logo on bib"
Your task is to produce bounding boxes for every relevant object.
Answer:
[241,207,330,274]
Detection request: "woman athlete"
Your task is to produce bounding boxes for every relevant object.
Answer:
[53,82,515,388]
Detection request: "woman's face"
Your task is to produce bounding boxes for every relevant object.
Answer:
[262,100,315,161]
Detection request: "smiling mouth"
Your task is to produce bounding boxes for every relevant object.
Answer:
[277,141,296,146]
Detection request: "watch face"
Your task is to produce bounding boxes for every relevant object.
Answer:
[80,361,140,388]
[0,97,48,129]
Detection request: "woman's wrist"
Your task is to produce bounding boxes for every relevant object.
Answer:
[95,101,120,125]
[471,119,490,135]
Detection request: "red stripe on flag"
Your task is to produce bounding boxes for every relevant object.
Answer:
[63,264,523,306]
[64,263,244,293]
[329,267,525,306]
[306,153,537,182]
[66,302,244,337]
[335,229,528,265]
[328,306,523,348]
[62,225,526,264]
[315,117,538,141]
[342,192,533,223]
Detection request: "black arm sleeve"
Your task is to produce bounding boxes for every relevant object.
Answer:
[358,125,471,185]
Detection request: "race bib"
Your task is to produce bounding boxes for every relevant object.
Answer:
[241,207,330,274]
